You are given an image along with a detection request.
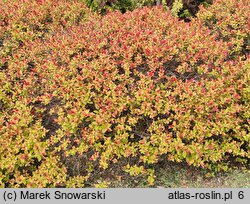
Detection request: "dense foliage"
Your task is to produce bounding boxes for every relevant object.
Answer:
[0,0,249,187]
[197,0,249,58]
[83,0,213,18]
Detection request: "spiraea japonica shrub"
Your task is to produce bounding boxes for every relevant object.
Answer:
[0,1,249,187]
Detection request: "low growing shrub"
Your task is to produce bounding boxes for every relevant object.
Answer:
[0,1,249,187]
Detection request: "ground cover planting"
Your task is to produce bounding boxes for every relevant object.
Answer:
[0,0,249,187]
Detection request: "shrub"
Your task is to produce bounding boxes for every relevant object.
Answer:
[0,1,249,187]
